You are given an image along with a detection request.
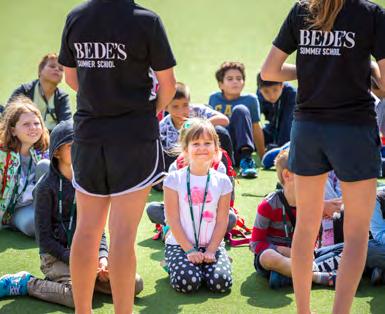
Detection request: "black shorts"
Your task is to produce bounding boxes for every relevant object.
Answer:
[288,120,381,182]
[254,252,270,278]
[72,139,166,196]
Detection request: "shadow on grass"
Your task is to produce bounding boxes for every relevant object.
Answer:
[148,189,163,203]
[137,237,165,262]
[137,277,230,313]
[0,288,112,313]
[354,278,385,314]
[240,273,292,309]
[0,297,73,314]
[0,229,36,253]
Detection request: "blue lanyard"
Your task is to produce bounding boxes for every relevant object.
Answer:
[186,167,210,249]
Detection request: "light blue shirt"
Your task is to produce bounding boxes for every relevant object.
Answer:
[208,92,260,123]
[371,195,385,245]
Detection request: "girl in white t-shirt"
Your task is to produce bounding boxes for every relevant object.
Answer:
[163,119,233,293]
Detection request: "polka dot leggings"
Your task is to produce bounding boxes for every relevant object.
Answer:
[165,244,232,293]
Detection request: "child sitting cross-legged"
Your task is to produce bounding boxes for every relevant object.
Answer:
[163,118,233,293]
[0,120,143,307]
[250,149,343,289]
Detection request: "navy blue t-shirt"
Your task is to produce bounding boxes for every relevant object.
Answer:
[273,0,385,125]
[59,0,176,143]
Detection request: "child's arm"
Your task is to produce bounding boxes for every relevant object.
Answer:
[204,192,231,263]
[249,199,276,255]
[252,122,265,159]
[164,186,204,264]
[97,232,109,282]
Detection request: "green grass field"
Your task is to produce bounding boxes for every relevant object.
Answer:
[1,0,385,313]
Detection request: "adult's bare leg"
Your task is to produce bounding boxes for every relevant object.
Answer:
[333,179,376,314]
[292,174,327,314]
[70,191,110,314]
[108,186,151,314]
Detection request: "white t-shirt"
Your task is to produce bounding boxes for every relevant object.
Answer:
[163,167,233,247]
[168,159,227,174]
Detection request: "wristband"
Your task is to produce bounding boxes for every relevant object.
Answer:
[185,248,197,255]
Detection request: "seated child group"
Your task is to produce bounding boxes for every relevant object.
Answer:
[1,54,385,307]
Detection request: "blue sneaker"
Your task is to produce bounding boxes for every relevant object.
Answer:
[0,271,31,297]
[371,267,383,286]
[239,157,258,178]
[261,142,290,169]
[268,271,292,289]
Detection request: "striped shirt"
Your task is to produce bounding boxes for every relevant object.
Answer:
[250,191,296,255]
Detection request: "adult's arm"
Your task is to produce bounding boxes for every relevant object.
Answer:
[260,46,297,82]
[63,67,78,92]
[154,68,176,114]
[372,59,385,91]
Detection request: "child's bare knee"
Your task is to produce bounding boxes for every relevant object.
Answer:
[259,249,280,270]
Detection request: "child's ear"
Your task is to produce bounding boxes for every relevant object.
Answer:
[10,127,16,137]
[282,169,293,183]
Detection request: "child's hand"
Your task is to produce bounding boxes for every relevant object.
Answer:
[203,251,216,263]
[186,251,204,264]
[323,198,342,218]
[97,257,109,282]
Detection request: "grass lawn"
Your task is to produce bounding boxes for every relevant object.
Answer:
[1,0,385,313]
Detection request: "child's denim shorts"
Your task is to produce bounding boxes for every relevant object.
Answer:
[288,120,381,182]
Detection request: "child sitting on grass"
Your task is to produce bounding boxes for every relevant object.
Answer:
[209,61,264,178]
[250,150,342,289]
[256,73,295,151]
[163,118,233,293]
[0,96,50,237]
[160,82,230,171]
[0,120,143,307]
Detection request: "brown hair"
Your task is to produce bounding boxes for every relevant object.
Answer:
[274,149,290,185]
[215,61,246,83]
[303,0,345,31]
[180,118,220,152]
[173,82,191,100]
[1,96,49,152]
[38,53,60,76]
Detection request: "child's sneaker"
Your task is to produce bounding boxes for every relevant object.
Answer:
[239,157,258,178]
[268,271,292,289]
[261,142,290,169]
[0,271,31,298]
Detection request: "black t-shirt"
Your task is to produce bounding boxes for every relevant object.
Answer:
[59,0,176,143]
[273,0,385,124]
